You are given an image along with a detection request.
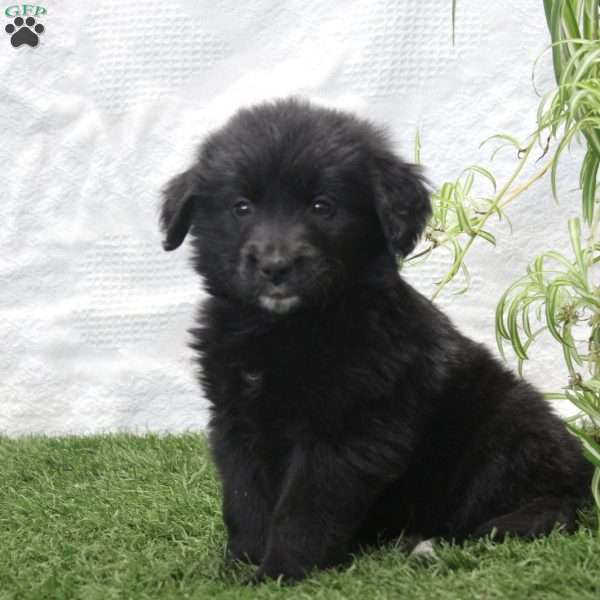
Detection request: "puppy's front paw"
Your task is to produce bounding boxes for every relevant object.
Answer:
[254,553,307,584]
[226,536,264,565]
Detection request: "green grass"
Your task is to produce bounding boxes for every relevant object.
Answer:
[0,434,599,600]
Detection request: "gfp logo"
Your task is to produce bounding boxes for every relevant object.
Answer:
[5,4,46,47]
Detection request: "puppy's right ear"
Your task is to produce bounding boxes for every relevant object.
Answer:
[160,169,197,251]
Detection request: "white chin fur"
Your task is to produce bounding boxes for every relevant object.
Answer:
[259,296,301,314]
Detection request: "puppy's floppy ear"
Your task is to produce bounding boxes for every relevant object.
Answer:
[160,169,197,251]
[373,152,431,257]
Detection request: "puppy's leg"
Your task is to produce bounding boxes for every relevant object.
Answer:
[212,439,272,565]
[471,495,580,540]
[256,443,391,582]
[222,471,270,565]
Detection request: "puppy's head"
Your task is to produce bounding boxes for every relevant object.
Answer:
[160,99,430,315]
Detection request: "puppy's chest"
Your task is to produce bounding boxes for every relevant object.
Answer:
[205,322,396,426]
[231,339,334,414]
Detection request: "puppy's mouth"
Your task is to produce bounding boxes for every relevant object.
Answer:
[258,293,301,315]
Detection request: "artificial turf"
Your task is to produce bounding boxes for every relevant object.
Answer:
[0,433,598,600]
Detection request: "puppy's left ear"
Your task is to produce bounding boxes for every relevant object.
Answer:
[373,153,431,257]
[160,169,197,251]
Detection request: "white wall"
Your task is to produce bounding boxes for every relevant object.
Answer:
[0,1,581,435]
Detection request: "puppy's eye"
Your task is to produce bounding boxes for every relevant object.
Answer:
[232,199,253,217]
[310,198,335,217]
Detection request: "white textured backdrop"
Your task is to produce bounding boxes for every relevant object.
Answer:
[0,1,583,435]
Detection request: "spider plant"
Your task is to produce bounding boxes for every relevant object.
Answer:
[429,0,600,522]
[406,137,546,300]
[496,0,600,524]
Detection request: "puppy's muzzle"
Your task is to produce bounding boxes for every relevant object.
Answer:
[258,253,294,287]
[242,238,316,314]
[243,242,311,288]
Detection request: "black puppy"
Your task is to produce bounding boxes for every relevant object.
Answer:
[160,98,592,582]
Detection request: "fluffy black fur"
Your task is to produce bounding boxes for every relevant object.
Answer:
[160,98,592,582]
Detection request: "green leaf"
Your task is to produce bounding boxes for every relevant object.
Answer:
[455,197,474,235]
[566,388,600,422]
[476,229,496,246]
[508,295,528,360]
[562,0,583,45]
[593,468,600,515]
[582,0,599,41]
[495,290,511,343]
[544,392,570,401]
[463,172,475,196]
[580,149,599,225]
[414,128,422,164]
[545,283,567,344]
[461,165,498,192]
[543,250,578,271]
[574,291,600,309]
[434,239,463,290]
[517,326,548,377]
[454,262,471,295]
[563,325,584,366]
[572,46,600,84]
[547,0,566,82]
[568,218,589,285]
[480,133,522,154]
[567,424,600,467]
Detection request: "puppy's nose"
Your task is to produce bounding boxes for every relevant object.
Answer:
[259,255,293,286]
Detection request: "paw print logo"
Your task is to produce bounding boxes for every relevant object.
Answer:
[5,16,45,47]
